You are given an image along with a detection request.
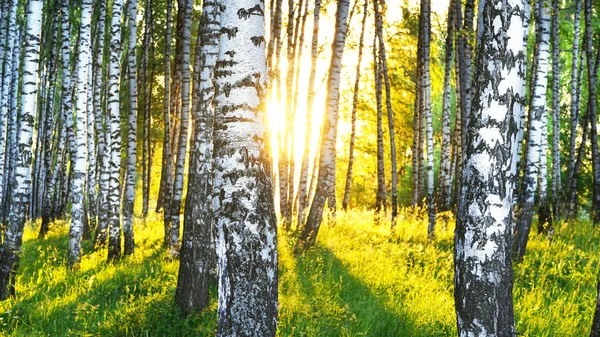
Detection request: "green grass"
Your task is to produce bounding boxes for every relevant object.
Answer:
[0,208,597,336]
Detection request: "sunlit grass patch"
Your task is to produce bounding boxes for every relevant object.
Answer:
[0,206,597,336]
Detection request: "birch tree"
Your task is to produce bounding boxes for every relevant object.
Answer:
[300,0,350,249]
[141,0,153,218]
[585,0,600,225]
[0,0,44,299]
[421,0,436,237]
[374,35,386,215]
[107,0,124,261]
[0,0,18,218]
[439,0,454,211]
[166,0,193,257]
[92,0,108,247]
[175,0,220,315]
[514,0,551,262]
[342,0,368,212]
[123,0,138,255]
[567,0,582,197]
[158,0,174,219]
[550,0,561,218]
[297,0,321,224]
[212,0,278,334]
[454,0,523,333]
[69,0,93,268]
[374,0,398,221]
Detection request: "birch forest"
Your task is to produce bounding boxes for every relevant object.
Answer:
[2,0,600,335]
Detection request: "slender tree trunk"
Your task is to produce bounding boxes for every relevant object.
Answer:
[421,0,436,237]
[175,0,220,315]
[374,34,386,215]
[0,0,44,300]
[513,0,531,209]
[84,50,94,240]
[454,1,522,334]
[0,0,18,218]
[538,105,552,234]
[157,0,174,216]
[279,0,296,227]
[412,16,422,208]
[166,0,192,257]
[342,0,368,212]
[297,0,321,225]
[213,0,278,334]
[567,0,583,195]
[140,0,152,218]
[550,0,561,218]
[451,0,462,209]
[107,0,124,262]
[514,0,551,262]
[69,0,93,268]
[375,0,398,222]
[122,0,138,256]
[299,0,350,250]
[93,0,108,247]
[439,0,455,212]
[584,0,600,225]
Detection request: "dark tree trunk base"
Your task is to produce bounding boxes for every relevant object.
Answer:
[0,249,19,300]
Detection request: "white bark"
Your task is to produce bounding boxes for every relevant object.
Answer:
[213,0,278,334]
[0,0,18,215]
[123,0,138,255]
[69,0,93,268]
[107,0,124,261]
[514,0,551,261]
[455,0,523,334]
[0,0,44,299]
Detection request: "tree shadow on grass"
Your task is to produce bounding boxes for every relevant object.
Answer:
[281,246,421,337]
[2,229,217,336]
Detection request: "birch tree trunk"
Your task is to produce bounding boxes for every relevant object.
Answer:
[514,0,551,262]
[454,0,523,334]
[300,0,350,249]
[342,0,367,212]
[0,0,18,218]
[513,0,531,208]
[0,0,44,299]
[550,0,561,218]
[213,0,278,334]
[69,0,93,268]
[141,0,153,218]
[375,0,398,221]
[567,0,582,195]
[93,0,108,247]
[166,0,192,257]
[297,0,321,225]
[451,0,463,208]
[421,0,436,237]
[157,0,174,217]
[85,50,94,240]
[107,0,124,261]
[175,0,220,315]
[537,108,552,234]
[584,0,600,225]
[439,0,455,212]
[121,0,138,256]
[374,35,386,215]
[457,0,475,162]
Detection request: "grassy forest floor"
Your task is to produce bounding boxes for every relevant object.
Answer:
[0,208,598,336]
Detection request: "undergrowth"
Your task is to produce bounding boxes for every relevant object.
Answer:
[0,208,597,336]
